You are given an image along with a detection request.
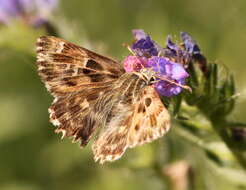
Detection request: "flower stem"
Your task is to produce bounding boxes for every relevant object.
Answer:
[210,117,246,169]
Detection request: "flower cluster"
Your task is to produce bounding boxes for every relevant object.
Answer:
[123,29,201,97]
[0,0,58,27]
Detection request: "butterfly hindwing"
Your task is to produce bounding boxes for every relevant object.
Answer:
[49,82,113,145]
[92,85,171,164]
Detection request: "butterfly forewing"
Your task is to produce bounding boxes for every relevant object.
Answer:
[36,36,124,96]
[36,36,124,145]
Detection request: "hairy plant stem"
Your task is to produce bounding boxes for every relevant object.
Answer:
[209,116,246,169]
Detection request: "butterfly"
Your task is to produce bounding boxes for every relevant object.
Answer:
[36,36,171,164]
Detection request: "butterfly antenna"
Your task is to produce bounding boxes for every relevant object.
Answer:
[156,75,192,93]
[156,59,161,74]
[157,50,163,57]
[123,43,136,56]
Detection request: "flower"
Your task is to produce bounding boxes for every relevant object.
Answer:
[0,0,19,24]
[0,0,58,26]
[163,32,203,66]
[123,56,148,72]
[180,32,208,74]
[180,32,200,55]
[166,35,180,53]
[147,57,189,97]
[131,29,161,57]
[125,29,192,97]
[123,55,189,97]
[165,35,191,65]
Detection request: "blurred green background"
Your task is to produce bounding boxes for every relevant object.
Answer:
[0,0,246,190]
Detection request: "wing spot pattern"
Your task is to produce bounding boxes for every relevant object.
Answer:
[86,59,103,70]
[145,97,152,107]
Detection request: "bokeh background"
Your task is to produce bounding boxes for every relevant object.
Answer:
[0,0,246,190]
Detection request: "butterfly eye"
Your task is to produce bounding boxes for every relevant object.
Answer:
[149,76,156,84]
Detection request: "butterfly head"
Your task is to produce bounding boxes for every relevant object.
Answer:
[139,68,157,85]
[139,67,192,92]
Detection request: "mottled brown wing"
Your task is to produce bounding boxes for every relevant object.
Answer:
[48,82,113,145]
[92,86,171,164]
[36,36,125,145]
[36,36,125,97]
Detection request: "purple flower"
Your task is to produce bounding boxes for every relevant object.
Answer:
[164,35,192,65]
[164,32,202,64]
[180,32,201,55]
[166,35,180,53]
[131,29,161,57]
[132,29,148,41]
[0,0,20,24]
[0,0,58,26]
[126,29,192,97]
[147,57,189,97]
